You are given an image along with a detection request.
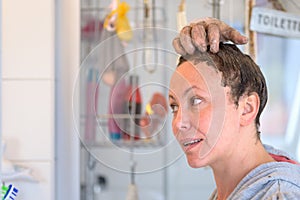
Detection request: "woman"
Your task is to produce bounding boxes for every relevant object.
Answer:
[169,43,300,199]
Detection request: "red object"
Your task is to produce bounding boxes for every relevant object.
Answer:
[108,78,127,140]
[269,153,300,165]
[127,86,142,103]
[122,76,142,140]
[81,19,103,40]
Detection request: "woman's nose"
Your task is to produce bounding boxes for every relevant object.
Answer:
[174,109,191,131]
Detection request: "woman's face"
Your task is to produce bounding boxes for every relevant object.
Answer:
[169,61,242,168]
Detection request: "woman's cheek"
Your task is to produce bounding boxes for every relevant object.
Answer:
[192,107,212,134]
[171,116,179,136]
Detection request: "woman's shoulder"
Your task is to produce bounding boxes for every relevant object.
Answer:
[210,162,300,200]
[251,161,300,185]
[229,151,300,199]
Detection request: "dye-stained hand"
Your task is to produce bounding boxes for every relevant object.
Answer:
[172,17,249,55]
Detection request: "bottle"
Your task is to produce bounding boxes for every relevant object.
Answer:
[108,77,127,141]
[123,75,142,140]
[84,68,99,144]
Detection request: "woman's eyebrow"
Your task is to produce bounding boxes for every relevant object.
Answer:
[169,85,206,101]
[183,85,200,96]
[168,94,176,101]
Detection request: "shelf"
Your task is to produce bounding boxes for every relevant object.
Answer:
[87,138,165,149]
[80,114,166,148]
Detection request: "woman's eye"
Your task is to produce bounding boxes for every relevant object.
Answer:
[191,97,202,106]
[170,104,179,113]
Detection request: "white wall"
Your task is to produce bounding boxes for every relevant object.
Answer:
[1,0,55,199]
[1,0,81,199]
[0,0,2,176]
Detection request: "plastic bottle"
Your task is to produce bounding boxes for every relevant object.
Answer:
[85,68,99,144]
[108,78,127,141]
[123,75,142,140]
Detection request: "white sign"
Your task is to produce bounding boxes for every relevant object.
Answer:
[250,7,300,38]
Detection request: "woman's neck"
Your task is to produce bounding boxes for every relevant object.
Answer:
[211,139,275,200]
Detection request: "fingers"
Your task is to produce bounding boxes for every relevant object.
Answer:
[175,21,222,55]
[191,22,208,52]
[179,26,195,55]
[172,37,187,56]
[173,17,248,55]
[207,23,221,53]
[222,28,248,44]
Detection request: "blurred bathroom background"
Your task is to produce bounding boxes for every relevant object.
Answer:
[1,0,300,199]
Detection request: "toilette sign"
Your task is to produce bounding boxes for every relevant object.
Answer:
[250,7,300,38]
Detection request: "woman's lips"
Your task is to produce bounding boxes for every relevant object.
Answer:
[180,138,204,151]
[183,139,202,146]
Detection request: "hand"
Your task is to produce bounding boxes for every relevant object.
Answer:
[172,17,248,55]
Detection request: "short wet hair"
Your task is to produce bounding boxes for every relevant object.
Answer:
[177,43,268,137]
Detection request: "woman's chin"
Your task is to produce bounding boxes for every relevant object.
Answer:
[186,156,207,168]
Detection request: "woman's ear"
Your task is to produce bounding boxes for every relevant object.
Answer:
[240,93,260,126]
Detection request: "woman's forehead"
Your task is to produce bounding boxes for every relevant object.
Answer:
[169,61,225,99]
[174,61,221,85]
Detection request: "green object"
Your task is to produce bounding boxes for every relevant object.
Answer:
[1,185,9,200]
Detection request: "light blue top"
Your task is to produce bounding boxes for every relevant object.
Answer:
[209,145,300,200]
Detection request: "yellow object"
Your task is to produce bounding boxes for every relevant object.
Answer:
[145,103,154,115]
[177,0,187,31]
[104,1,133,41]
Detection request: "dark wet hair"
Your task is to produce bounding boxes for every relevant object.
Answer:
[177,43,268,137]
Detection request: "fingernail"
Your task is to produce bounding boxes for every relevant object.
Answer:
[210,39,218,52]
[243,37,249,43]
[211,43,217,52]
[200,44,207,52]
[187,47,195,55]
